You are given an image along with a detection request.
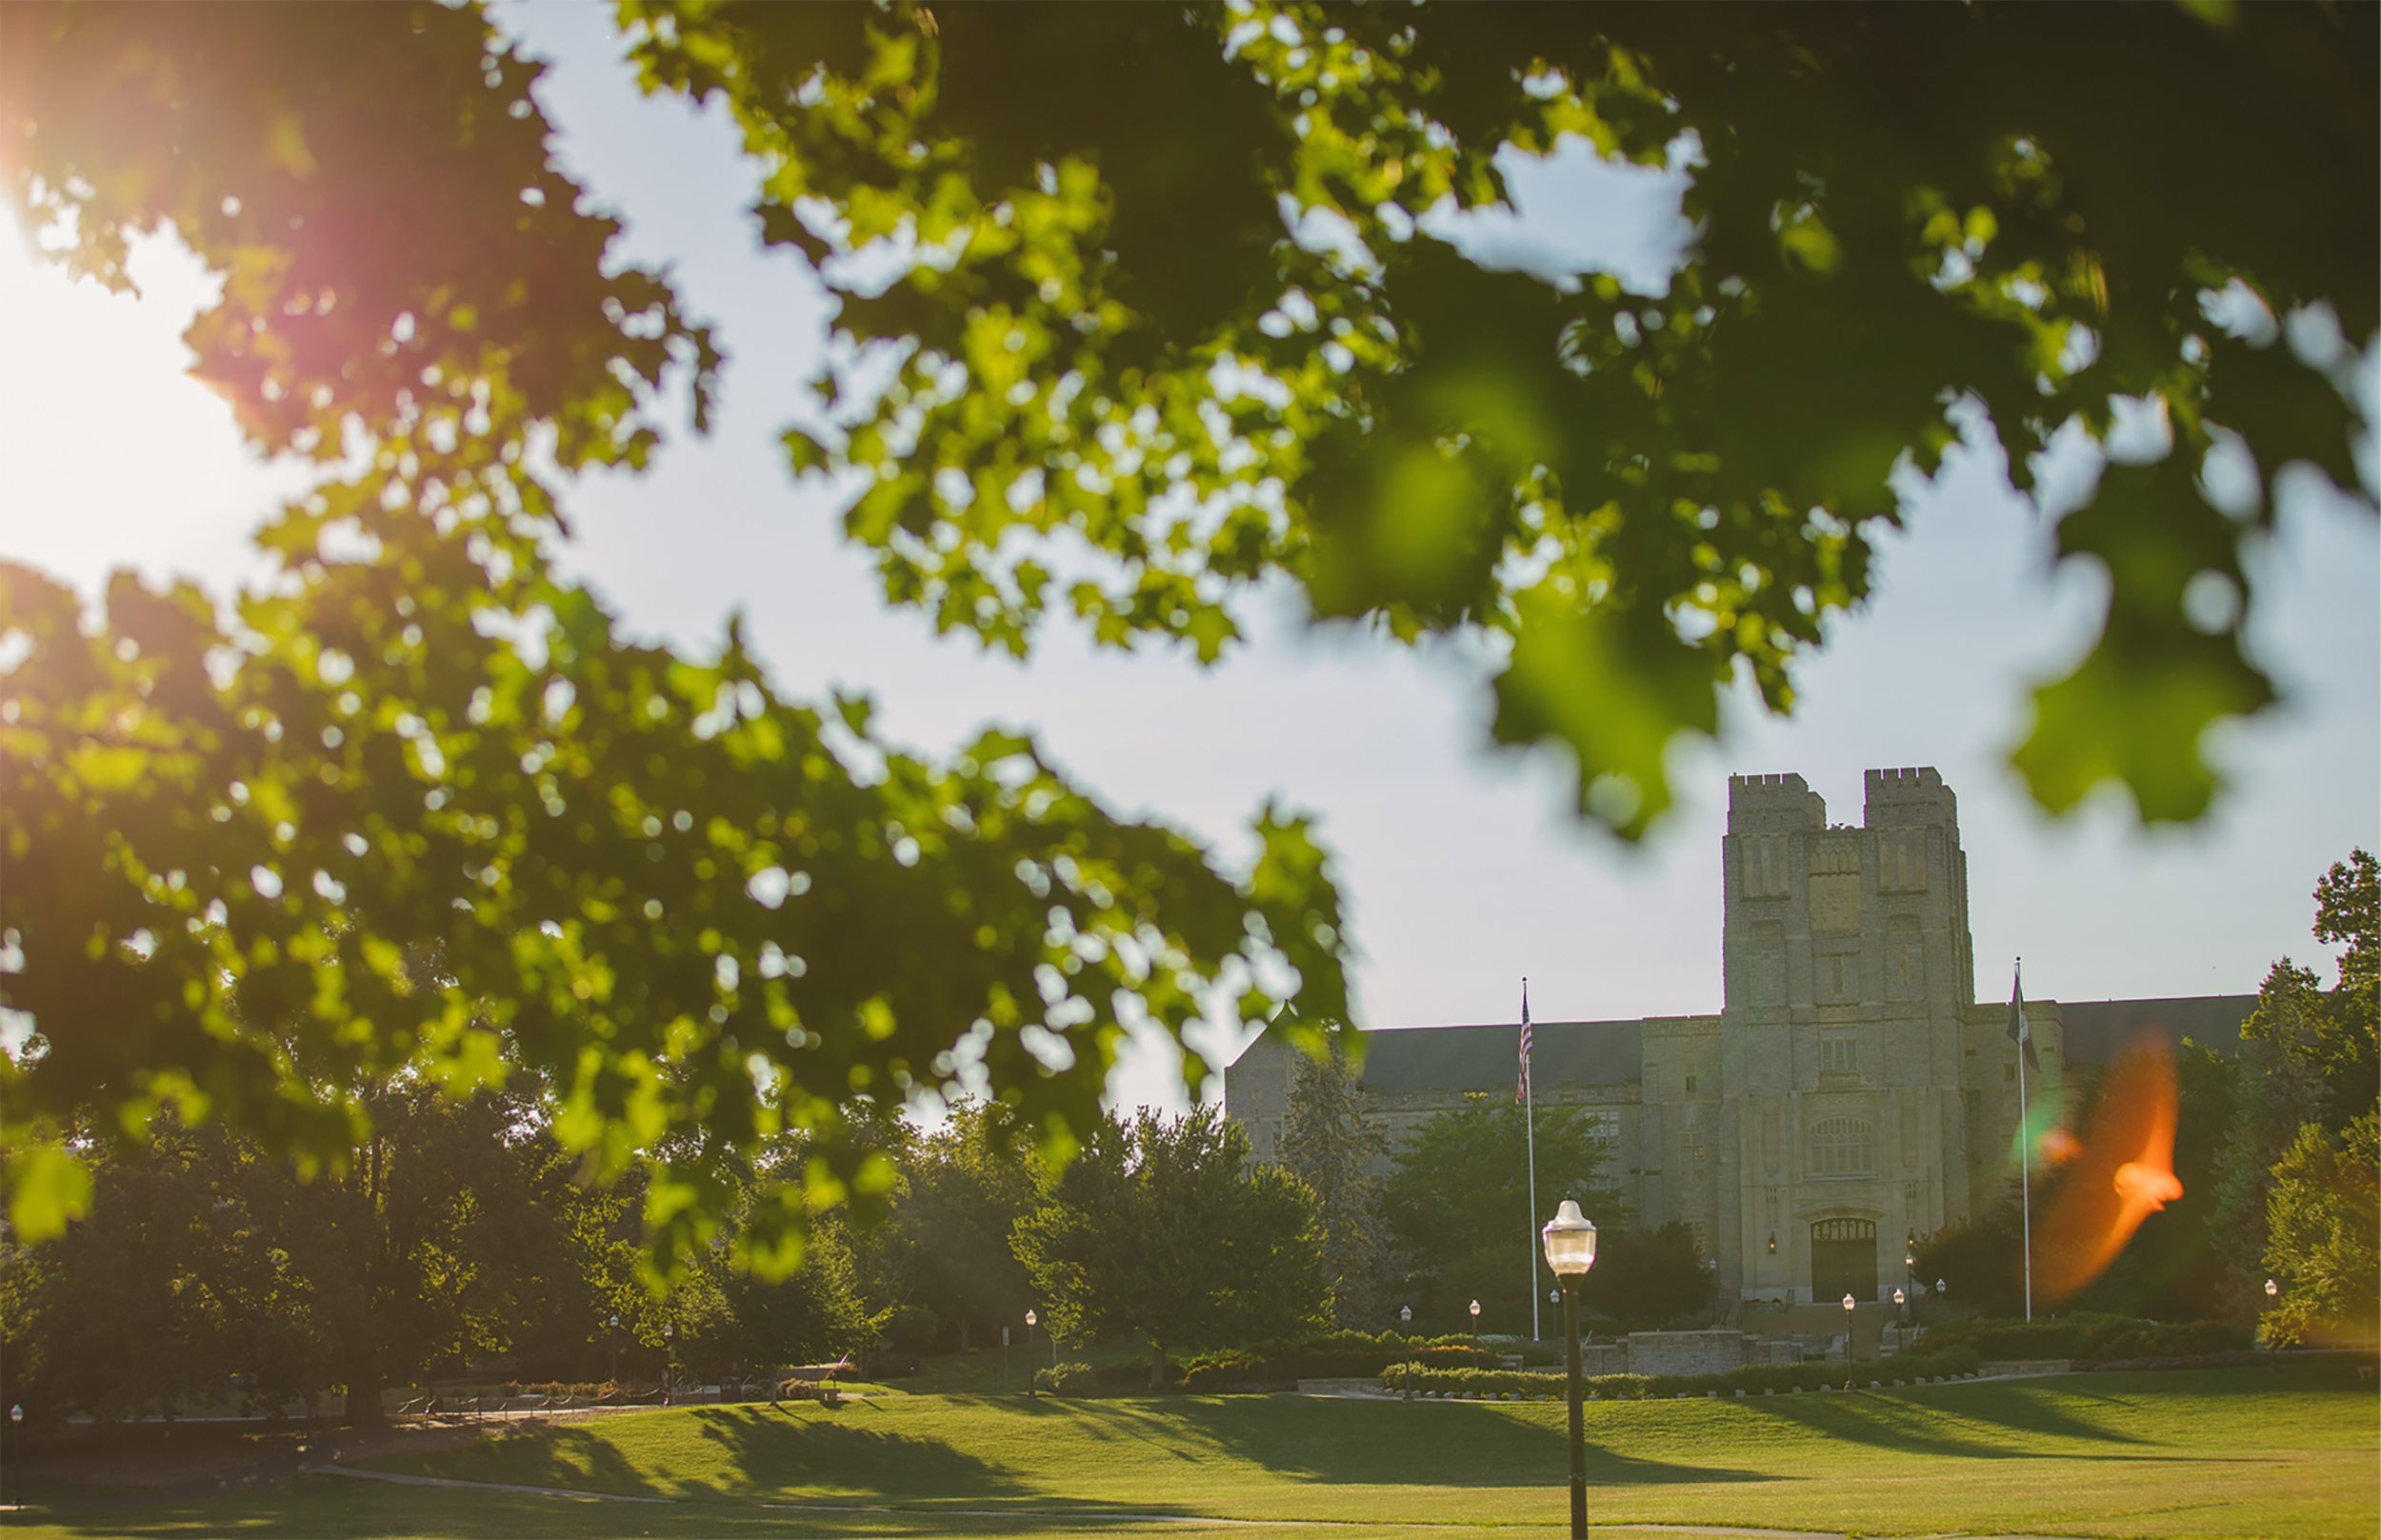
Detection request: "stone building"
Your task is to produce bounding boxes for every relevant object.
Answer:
[1224,767,2253,1310]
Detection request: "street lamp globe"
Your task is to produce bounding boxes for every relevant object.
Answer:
[1842,1293,1856,1313]
[1894,1288,1906,1307]
[1540,1199,1598,1277]
[1468,1299,1482,1324]
[1025,1310,1037,1328]
[2265,1278,2279,1300]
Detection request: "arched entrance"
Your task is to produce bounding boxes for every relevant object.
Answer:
[1811,1217,1877,1303]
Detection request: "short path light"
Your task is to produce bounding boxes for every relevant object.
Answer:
[1541,1198,1598,1540]
[1842,1293,1857,1391]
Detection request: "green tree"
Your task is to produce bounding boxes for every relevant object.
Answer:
[627,0,2374,832]
[6,1,2370,1250]
[1911,1191,2034,1321]
[2258,1111,2380,1348]
[1272,1031,1390,1329]
[2303,850,2378,1129]
[1381,1094,1629,1333]
[890,1101,1045,1352]
[2054,1037,2240,1323]
[0,1085,610,1428]
[1579,1222,1708,1330]
[1011,1106,1327,1389]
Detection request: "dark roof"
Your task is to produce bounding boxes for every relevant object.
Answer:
[2052,995,2257,1064]
[1351,1019,1649,1093]
[1248,994,2256,1090]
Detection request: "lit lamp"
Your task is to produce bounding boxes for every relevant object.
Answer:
[2264,1278,2280,1367]
[1541,1197,1599,1540]
[1025,1310,1039,1397]
[1842,1293,1857,1391]
[1469,1299,1482,1330]
[1894,1286,1908,1331]
[1400,1305,1412,1326]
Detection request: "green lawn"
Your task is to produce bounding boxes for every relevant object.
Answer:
[9,1364,2372,1539]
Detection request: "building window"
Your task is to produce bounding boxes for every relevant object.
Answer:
[1810,1117,1874,1175]
[1683,1137,1705,1170]
[1685,1072,1698,1093]
[1820,1030,1857,1074]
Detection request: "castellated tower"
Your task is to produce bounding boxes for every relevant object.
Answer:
[1710,768,1991,1305]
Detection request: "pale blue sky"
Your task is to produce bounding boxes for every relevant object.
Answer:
[4,3,2372,1112]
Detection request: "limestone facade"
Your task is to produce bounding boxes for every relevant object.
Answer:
[1225,768,2087,1308]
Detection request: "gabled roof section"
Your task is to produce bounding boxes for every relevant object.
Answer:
[1351,1018,1651,1094]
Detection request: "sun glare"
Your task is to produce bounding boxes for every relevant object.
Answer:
[0,213,309,600]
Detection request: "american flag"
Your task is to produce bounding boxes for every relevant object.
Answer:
[1515,980,1531,1106]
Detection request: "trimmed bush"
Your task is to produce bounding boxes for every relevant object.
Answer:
[1380,1343,1982,1401]
[1923,1316,2246,1363]
[1034,1362,1104,1395]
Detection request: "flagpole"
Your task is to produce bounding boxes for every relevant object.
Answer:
[1524,978,1540,1344]
[2015,958,2032,1325]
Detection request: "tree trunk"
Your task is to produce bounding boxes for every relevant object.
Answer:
[344,1362,386,1427]
[1149,1341,1168,1392]
[959,1316,971,1352]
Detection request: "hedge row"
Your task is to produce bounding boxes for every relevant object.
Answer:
[1379,1344,1985,1400]
[1920,1317,2245,1362]
[1175,1331,1497,1388]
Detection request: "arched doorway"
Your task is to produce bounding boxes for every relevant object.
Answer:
[1811,1217,1877,1303]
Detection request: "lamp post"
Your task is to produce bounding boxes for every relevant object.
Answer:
[1706,1256,1720,1326]
[609,1313,620,1388]
[2264,1278,2280,1368]
[9,1403,21,1510]
[662,1321,675,1408]
[1842,1293,1857,1391]
[1893,1288,1908,1350]
[1542,1198,1598,1540]
[1025,1310,1038,1396]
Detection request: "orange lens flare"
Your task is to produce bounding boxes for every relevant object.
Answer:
[2033,1035,2182,1305]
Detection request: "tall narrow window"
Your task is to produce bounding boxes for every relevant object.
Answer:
[1820,1030,1857,1074]
[1810,1117,1874,1175]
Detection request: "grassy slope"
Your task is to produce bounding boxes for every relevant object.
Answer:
[10,1366,2373,1539]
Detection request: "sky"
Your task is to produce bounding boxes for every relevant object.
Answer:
[3,3,2374,1114]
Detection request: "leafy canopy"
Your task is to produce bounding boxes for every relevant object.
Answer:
[1010,1105,1328,1374]
[4,1,2372,1251]
[628,0,2374,834]
[1381,1093,1629,1330]
[0,1,1350,1257]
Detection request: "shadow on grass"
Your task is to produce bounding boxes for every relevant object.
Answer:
[10,1479,1184,1539]
[1010,1394,1771,1489]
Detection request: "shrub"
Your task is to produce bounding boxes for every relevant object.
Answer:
[1034,1362,1105,1395]
[1379,1343,1984,1401]
[1924,1316,2247,1363]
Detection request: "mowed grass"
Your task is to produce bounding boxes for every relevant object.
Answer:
[10,1364,2372,1539]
